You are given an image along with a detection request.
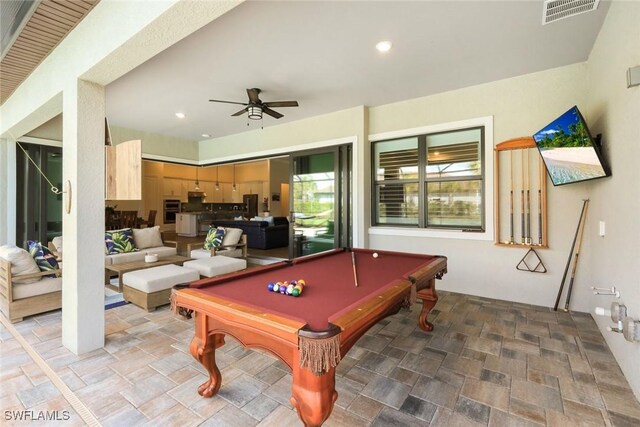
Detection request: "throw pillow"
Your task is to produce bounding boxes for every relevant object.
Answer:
[105,228,138,255]
[27,240,60,277]
[221,227,243,247]
[204,227,226,250]
[0,245,41,284]
[132,226,163,249]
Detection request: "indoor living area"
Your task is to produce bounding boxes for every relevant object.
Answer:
[1,1,639,426]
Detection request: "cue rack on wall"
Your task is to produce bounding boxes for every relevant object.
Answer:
[494,137,548,248]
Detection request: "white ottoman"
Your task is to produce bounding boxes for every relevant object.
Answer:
[123,264,199,311]
[183,256,247,278]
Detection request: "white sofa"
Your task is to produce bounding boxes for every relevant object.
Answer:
[105,226,177,266]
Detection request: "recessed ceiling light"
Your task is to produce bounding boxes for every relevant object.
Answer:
[201,133,211,138]
[175,112,186,119]
[376,41,392,53]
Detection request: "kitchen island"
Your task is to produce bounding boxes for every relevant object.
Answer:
[176,209,246,236]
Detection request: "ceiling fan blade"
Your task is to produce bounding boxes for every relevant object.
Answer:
[264,101,299,108]
[231,108,247,116]
[247,88,261,104]
[209,99,248,106]
[262,106,283,119]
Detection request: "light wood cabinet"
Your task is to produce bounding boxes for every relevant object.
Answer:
[163,177,182,198]
[182,180,197,200]
[202,182,222,202]
[142,176,160,219]
[105,139,141,200]
[221,183,239,203]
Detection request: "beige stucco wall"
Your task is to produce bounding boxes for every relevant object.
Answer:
[583,1,640,400]
[373,64,591,312]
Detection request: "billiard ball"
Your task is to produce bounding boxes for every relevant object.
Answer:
[273,283,280,292]
[297,279,306,286]
[292,289,300,297]
[373,252,379,258]
[286,284,294,295]
[267,283,274,292]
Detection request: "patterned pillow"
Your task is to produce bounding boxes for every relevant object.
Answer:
[204,227,226,250]
[27,240,60,277]
[105,228,138,255]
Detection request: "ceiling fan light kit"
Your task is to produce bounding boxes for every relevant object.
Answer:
[247,106,263,120]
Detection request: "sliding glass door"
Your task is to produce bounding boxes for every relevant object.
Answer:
[16,143,63,247]
[289,146,351,258]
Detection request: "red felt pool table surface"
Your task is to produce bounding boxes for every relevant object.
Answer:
[188,248,439,330]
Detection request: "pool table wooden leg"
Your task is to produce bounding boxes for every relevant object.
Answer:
[290,357,338,427]
[417,278,438,332]
[190,314,225,398]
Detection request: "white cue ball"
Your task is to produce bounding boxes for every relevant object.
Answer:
[372,252,378,258]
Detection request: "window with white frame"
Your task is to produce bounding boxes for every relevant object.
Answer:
[373,126,485,230]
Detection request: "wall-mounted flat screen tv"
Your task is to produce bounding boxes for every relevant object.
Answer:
[533,106,610,186]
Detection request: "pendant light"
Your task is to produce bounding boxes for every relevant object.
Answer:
[215,166,220,190]
[232,164,237,191]
[194,166,200,191]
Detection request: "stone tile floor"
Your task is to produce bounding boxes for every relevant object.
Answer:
[2,291,640,426]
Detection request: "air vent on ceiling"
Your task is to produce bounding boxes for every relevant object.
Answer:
[542,0,600,25]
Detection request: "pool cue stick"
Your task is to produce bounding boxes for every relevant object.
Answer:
[538,154,543,245]
[564,199,589,312]
[351,251,359,287]
[554,200,588,311]
[521,150,525,244]
[510,151,514,244]
[526,149,531,245]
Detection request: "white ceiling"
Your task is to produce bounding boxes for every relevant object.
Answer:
[105,1,610,142]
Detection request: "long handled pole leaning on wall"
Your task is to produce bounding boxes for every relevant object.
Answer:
[564,199,589,312]
[554,199,589,311]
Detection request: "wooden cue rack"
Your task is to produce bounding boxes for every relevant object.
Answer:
[494,137,548,248]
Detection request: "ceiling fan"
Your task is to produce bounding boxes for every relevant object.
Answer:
[209,88,299,120]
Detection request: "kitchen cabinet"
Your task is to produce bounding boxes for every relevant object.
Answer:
[202,181,222,202]
[221,183,235,203]
[163,178,183,198]
[184,180,198,197]
[176,213,197,237]
[142,176,160,221]
[105,139,141,200]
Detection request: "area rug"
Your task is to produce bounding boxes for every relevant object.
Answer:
[105,281,128,310]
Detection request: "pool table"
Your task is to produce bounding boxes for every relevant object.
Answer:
[172,248,447,426]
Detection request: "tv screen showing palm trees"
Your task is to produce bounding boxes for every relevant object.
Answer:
[533,106,610,186]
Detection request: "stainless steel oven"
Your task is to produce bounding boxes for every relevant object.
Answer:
[163,199,180,223]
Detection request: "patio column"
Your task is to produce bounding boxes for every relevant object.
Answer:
[0,138,17,246]
[62,79,105,354]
